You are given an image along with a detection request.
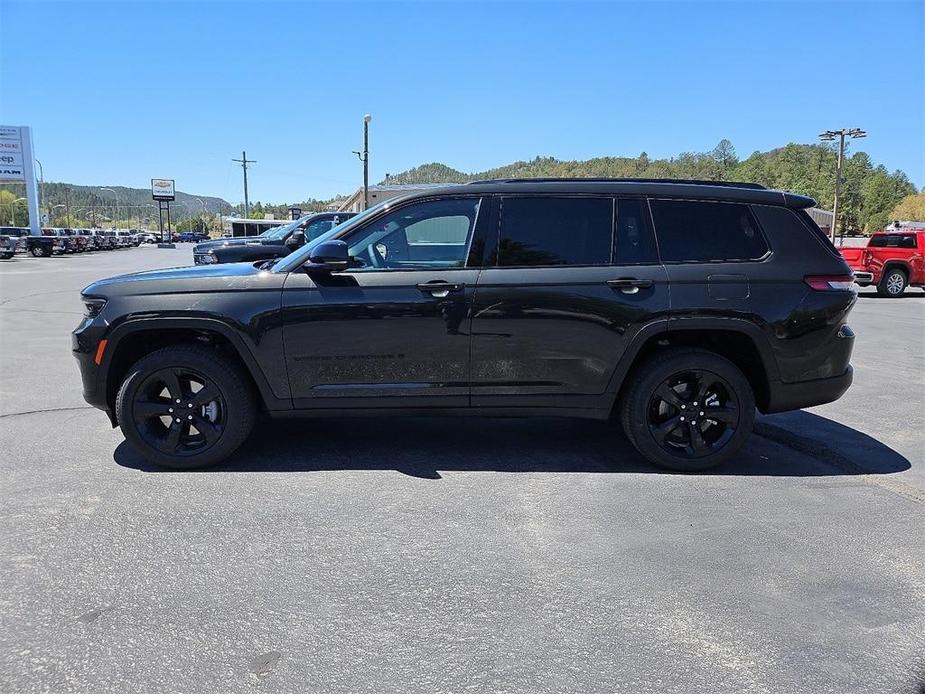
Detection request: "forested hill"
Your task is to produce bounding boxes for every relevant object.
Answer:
[382,141,918,233]
[0,180,232,227]
[40,182,232,216]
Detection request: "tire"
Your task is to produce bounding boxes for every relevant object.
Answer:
[115,344,256,469]
[876,268,907,297]
[619,348,756,471]
[30,245,47,257]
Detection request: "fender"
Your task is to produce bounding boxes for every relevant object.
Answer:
[605,316,780,394]
[101,316,292,412]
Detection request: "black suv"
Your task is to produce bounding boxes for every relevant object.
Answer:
[193,212,355,265]
[74,179,856,471]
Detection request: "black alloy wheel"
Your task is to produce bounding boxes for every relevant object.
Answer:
[132,367,226,458]
[646,369,739,459]
[620,348,755,471]
[116,345,256,469]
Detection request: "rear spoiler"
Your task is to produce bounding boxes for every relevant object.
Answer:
[782,192,816,209]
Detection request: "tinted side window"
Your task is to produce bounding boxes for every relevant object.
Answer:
[498,196,612,267]
[614,198,658,265]
[650,200,769,263]
[345,197,480,270]
[869,234,916,248]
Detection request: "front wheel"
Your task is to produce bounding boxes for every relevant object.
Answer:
[619,348,755,471]
[876,268,907,297]
[30,245,47,257]
[116,345,256,469]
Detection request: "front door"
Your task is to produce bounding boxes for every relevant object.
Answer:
[469,195,669,410]
[282,196,487,409]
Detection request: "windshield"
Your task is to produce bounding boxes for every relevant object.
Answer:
[272,201,390,273]
[262,217,306,240]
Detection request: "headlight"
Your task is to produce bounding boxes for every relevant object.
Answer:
[82,297,107,318]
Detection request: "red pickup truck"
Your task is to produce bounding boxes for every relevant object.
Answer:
[841,228,925,296]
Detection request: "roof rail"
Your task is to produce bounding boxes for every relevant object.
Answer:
[465,177,767,190]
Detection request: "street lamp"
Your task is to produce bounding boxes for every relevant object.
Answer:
[195,197,208,235]
[819,128,866,242]
[353,113,371,210]
[99,187,118,228]
[51,204,66,227]
[7,197,26,225]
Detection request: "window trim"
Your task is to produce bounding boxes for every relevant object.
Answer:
[613,195,661,267]
[647,197,773,265]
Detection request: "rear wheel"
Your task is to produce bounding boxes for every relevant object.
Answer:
[877,268,907,297]
[619,349,755,471]
[116,345,256,469]
[30,245,46,257]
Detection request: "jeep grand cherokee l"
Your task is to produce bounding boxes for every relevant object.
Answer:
[74,179,856,471]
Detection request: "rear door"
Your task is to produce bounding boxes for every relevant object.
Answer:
[469,195,669,410]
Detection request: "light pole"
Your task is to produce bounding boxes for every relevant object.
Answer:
[353,113,371,210]
[195,197,208,234]
[819,128,866,242]
[51,204,66,227]
[8,197,26,225]
[100,187,118,228]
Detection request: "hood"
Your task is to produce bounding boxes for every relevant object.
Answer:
[82,261,268,297]
[193,238,253,252]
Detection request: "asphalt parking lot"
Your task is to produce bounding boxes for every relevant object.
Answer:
[1,247,924,694]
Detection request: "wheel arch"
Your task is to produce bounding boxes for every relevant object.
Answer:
[608,319,778,412]
[881,261,910,279]
[101,317,289,420]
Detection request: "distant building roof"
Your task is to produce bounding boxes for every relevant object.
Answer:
[338,184,444,212]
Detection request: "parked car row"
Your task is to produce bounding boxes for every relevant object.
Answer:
[0,227,158,258]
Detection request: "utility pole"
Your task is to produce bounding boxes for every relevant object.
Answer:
[233,151,256,219]
[65,187,72,228]
[353,114,372,210]
[819,128,866,242]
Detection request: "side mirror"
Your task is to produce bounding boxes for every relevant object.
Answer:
[306,239,349,272]
[286,230,306,249]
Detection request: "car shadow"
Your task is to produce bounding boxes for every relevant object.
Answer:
[113,411,911,478]
[856,290,925,299]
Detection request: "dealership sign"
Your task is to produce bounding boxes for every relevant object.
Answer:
[0,125,40,235]
[151,178,176,201]
[0,126,26,180]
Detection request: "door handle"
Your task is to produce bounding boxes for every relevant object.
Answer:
[416,281,463,298]
[606,278,654,294]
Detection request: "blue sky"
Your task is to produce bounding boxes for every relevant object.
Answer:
[2,1,922,204]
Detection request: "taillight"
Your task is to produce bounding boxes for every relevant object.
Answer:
[804,275,857,291]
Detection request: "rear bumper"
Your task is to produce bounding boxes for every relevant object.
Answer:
[763,366,853,414]
[853,271,874,283]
